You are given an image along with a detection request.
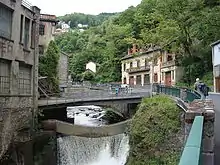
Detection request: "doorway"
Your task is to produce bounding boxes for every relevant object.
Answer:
[165,71,171,86]
[129,76,134,85]
[216,77,220,92]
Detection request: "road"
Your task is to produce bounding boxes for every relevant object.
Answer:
[208,93,220,165]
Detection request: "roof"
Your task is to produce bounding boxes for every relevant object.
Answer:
[121,48,161,61]
[210,40,220,47]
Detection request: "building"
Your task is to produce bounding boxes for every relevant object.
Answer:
[39,14,58,55]
[211,40,220,92]
[86,61,97,73]
[121,44,183,86]
[0,0,40,162]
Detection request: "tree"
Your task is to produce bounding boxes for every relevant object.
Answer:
[39,41,60,93]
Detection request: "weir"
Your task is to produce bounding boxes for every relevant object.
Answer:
[57,134,129,165]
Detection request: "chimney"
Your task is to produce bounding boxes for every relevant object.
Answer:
[128,48,131,55]
[132,44,137,53]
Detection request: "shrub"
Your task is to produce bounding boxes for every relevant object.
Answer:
[126,95,182,165]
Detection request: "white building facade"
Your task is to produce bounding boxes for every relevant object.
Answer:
[211,40,220,92]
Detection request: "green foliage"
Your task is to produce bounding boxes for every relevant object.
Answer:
[58,12,118,28]
[126,95,181,165]
[39,41,60,93]
[82,70,95,81]
[56,0,220,83]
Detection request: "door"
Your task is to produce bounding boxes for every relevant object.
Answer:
[154,73,158,83]
[165,71,171,86]
[123,77,126,84]
[136,75,142,85]
[129,76,134,85]
[216,77,220,92]
[144,74,150,85]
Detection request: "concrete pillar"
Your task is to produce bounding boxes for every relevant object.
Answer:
[141,74,144,86]
[184,99,215,165]
[134,75,137,85]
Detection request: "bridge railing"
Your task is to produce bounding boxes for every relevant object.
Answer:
[178,116,204,165]
[152,84,201,103]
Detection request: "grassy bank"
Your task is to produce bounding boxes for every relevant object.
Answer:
[126,95,182,165]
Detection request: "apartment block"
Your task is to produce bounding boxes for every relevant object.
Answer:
[121,44,183,86]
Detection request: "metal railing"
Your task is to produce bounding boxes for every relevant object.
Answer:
[152,84,201,103]
[38,87,151,107]
[179,116,204,165]
[21,0,33,10]
[126,65,150,73]
[161,60,175,68]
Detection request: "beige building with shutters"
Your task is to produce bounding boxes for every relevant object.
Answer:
[0,0,40,162]
[121,44,183,86]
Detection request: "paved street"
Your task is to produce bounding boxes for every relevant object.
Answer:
[208,93,220,165]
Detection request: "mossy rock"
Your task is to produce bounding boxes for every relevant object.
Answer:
[126,95,182,165]
[102,109,125,124]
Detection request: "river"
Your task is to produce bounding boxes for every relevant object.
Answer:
[57,105,130,165]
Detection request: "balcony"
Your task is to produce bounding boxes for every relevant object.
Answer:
[126,66,150,74]
[161,60,175,68]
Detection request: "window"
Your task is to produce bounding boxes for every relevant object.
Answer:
[0,59,10,94]
[167,55,173,61]
[39,45,44,55]
[123,63,126,71]
[130,62,133,68]
[137,60,140,68]
[172,70,175,80]
[19,64,32,94]
[19,15,24,43]
[31,21,35,48]
[24,17,30,49]
[0,4,13,39]
[39,24,45,35]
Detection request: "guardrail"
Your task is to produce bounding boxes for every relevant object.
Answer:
[152,84,201,103]
[179,116,204,165]
[21,0,33,10]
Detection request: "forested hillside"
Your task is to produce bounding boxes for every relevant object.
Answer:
[55,0,220,84]
[58,12,118,28]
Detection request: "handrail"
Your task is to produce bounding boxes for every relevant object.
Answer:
[152,84,201,103]
[179,116,204,165]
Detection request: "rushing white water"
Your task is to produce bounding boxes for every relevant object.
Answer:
[57,105,130,165]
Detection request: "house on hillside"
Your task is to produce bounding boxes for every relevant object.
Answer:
[39,14,58,55]
[86,61,98,73]
[211,40,220,92]
[121,44,183,86]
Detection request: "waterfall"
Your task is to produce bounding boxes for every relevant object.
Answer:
[57,134,129,165]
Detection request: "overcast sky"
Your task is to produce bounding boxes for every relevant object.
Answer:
[28,0,141,16]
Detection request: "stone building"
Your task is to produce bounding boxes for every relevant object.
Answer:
[0,0,40,163]
[39,14,58,55]
[121,44,183,86]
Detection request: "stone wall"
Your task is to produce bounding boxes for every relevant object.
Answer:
[58,52,69,85]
